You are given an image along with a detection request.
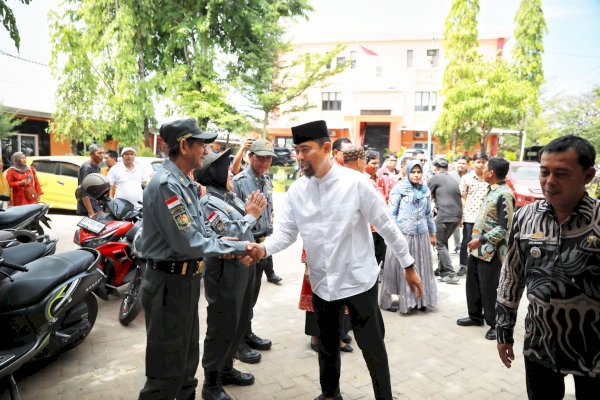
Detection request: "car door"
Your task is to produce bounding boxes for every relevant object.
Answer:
[57,161,80,210]
[31,160,60,206]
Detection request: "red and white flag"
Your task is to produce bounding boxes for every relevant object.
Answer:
[360,45,378,56]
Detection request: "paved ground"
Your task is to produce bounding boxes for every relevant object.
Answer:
[0,195,577,399]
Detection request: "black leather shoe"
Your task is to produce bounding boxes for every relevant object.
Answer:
[485,328,497,340]
[433,268,441,276]
[314,394,343,400]
[456,317,484,327]
[246,333,272,350]
[341,334,352,344]
[457,266,467,276]
[340,344,353,353]
[202,384,232,400]
[310,342,319,352]
[221,368,255,386]
[266,274,282,284]
[234,343,261,364]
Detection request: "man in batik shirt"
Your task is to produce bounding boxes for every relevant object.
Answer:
[496,136,600,399]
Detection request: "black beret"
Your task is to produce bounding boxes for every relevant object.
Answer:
[159,118,218,150]
[291,120,329,145]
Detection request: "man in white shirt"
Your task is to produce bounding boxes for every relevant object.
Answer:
[247,120,422,400]
[108,147,147,206]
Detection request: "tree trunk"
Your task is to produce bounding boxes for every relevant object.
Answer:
[452,127,458,160]
[262,111,269,139]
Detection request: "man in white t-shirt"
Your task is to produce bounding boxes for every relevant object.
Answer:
[108,147,147,206]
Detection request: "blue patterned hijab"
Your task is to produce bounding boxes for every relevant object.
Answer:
[395,160,429,200]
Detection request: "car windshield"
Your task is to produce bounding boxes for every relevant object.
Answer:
[511,165,539,180]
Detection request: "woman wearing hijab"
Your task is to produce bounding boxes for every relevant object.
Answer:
[380,159,438,313]
[5,152,42,206]
[194,149,268,400]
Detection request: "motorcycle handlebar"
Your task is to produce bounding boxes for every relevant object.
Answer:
[0,258,29,272]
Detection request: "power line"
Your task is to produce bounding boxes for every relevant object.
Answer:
[0,49,48,66]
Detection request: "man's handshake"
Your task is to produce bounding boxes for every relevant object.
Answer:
[245,243,266,263]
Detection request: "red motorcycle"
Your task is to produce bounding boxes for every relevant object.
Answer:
[73,174,144,326]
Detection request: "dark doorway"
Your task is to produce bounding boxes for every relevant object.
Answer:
[363,123,390,156]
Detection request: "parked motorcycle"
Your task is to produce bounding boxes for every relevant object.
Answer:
[0,248,104,400]
[0,234,58,282]
[73,173,144,325]
[0,195,52,235]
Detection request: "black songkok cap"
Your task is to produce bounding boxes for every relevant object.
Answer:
[159,118,218,150]
[291,120,329,145]
[193,148,232,190]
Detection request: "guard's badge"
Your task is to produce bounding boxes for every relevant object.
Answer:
[530,247,542,258]
[586,235,598,244]
[531,231,545,240]
[208,211,226,235]
[166,195,192,230]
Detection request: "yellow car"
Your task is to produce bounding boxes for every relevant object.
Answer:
[26,156,89,211]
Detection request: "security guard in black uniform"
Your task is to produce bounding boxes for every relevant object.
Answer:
[194,149,267,400]
[139,119,252,400]
[232,138,278,364]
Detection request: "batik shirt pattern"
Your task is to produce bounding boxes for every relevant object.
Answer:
[496,195,600,377]
[470,182,515,263]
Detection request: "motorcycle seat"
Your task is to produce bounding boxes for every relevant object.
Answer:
[0,204,44,228]
[0,250,95,312]
[0,242,51,279]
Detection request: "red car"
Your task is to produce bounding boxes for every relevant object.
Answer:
[506,161,545,207]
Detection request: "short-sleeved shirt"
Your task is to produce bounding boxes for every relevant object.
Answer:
[233,167,273,238]
[428,172,462,223]
[460,171,489,223]
[77,160,102,215]
[108,163,147,206]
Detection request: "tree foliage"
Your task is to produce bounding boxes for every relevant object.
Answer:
[237,42,347,137]
[513,0,546,94]
[526,87,600,152]
[436,0,538,154]
[0,0,31,50]
[50,0,311,148]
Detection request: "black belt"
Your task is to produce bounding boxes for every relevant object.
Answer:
[151,259,204,276]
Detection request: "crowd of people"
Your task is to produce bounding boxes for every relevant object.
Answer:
[4,118,597,399]
[132,116,599,400]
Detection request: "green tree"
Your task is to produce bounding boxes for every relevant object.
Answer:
[512,0,546,105]
[0,105,22,164]
[237,42,347,138]
[437,0,481,157]
[0,0,31,50]
[50,0,310,148]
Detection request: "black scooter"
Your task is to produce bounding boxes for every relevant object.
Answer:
[0,195,52,235]
[0,248,104,399]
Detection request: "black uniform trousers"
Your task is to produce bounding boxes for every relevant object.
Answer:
[139,266,201,400]
[524,357,600,400]
[202,259,256,372]
[465,254,502,327]
[313,283,391,400]
[245,255,272,336]
[460,223,474,267]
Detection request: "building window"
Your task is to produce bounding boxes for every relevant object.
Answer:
[414,91,437,112]
[322,92,342,111]
[350,51,357,69]
[407,49,413,68]
[277,137,294,148]
[336,57,346,67]
[375,66,383,77]
[427,49,439,67]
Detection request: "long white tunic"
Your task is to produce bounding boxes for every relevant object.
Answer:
[264,164,414,301]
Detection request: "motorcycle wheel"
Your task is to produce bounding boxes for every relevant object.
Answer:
[119,266,143,326]
[67,294,98,349]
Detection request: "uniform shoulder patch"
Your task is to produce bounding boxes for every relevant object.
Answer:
[165,195,191,230]
[207,211,226,235]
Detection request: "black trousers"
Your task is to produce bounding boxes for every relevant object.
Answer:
[465,255,502,327]
[245,256,273,337]
[435,220,460,275]
[313,283,391,400]
[139,266,201,400]
[372,232,387,267]
[460,223,474,267]
[525,357,600,400]
[202,259,256,372]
